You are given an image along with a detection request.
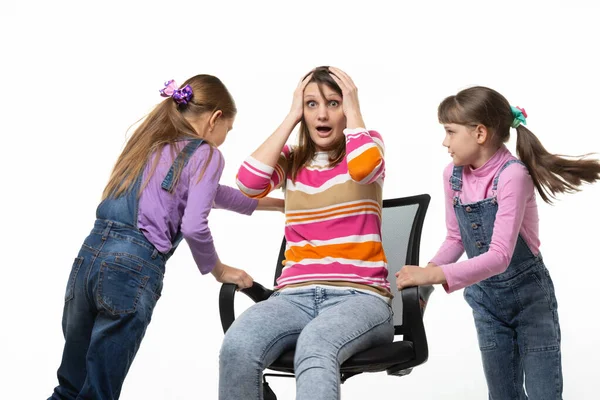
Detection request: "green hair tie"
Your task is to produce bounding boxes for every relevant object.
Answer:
[511,106,528,128]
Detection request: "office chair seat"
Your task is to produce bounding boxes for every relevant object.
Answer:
[268,340,415,374]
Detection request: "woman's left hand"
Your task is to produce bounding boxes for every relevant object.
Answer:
[395,265,446,290]
[328,66,365,129]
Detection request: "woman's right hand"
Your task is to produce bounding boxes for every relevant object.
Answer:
[288,73,313,124]
[248,73,313,168]
[211,260,253,289]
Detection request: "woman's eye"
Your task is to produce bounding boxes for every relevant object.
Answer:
[329,100,339,107]
[307,101,317,107]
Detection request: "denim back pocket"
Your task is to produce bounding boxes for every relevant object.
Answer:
[65,257,84,302]
[97,261,150,315]
[113,255,164,301]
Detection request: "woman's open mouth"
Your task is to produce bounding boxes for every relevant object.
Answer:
[316,126,333,137]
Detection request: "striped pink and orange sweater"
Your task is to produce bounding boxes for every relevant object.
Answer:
[237,128,390,295]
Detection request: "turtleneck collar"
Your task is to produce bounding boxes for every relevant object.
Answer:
[468,146,510,178]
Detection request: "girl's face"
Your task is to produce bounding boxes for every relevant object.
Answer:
[303,82,346,151]
[442,123,482,167]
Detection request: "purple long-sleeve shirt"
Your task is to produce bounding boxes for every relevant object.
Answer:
[137,142,258,274]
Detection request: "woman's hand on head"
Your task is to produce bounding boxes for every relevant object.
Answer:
[328,67,365,129]
[288,73,313,124]
[211,261,254,289]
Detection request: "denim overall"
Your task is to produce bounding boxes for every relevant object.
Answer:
[50,139,204,400]
[452,160,562,400]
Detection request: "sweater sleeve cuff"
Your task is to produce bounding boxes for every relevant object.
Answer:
[244,155,275,175]
[197,253,218,275]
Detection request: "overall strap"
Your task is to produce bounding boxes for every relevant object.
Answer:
[450,166,464,191]
[161,139,205,192]
[492,159,526,191]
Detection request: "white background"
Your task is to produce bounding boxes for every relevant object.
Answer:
[2,1,599,399]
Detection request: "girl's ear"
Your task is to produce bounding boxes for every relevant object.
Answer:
[474,124,489,145]
[208,110,223,131]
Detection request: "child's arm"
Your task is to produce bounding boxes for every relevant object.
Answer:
[439,164,534,292]
[180,147,238,275]
[396,165,463,289]
[214,184,284,213]
[209,148,258,215]
[345,129,385,184]
[256,197,285,212]
[214,185,284,213]
[210,258,253,289]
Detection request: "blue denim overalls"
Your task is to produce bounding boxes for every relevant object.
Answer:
[50,139,204,400]
[452,160,562,400]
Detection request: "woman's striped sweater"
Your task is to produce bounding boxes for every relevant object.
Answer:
[236,128,389,292]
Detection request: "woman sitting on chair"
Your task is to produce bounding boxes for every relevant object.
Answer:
[219,66,394,400]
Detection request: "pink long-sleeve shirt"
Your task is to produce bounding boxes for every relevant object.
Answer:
[430,146,540,293]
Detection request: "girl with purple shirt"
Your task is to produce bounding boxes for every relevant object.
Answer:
[48,75,283,400]
[396,86,600,399]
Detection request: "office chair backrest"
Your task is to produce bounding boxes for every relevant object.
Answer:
[380,195,430,327]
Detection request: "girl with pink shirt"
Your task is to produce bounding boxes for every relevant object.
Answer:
[396,86,600,399]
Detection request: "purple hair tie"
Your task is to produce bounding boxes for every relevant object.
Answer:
[159,79,193,105]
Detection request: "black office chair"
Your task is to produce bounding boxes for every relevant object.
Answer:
[219,194,434,399]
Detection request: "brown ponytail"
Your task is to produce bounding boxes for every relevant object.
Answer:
[515,125,600,203]
[102,74,235,200]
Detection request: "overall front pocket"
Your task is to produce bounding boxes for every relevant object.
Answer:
[463,286,498,351]
[97,261,150,315]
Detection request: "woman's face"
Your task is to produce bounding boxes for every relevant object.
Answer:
[303,82,345,151]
